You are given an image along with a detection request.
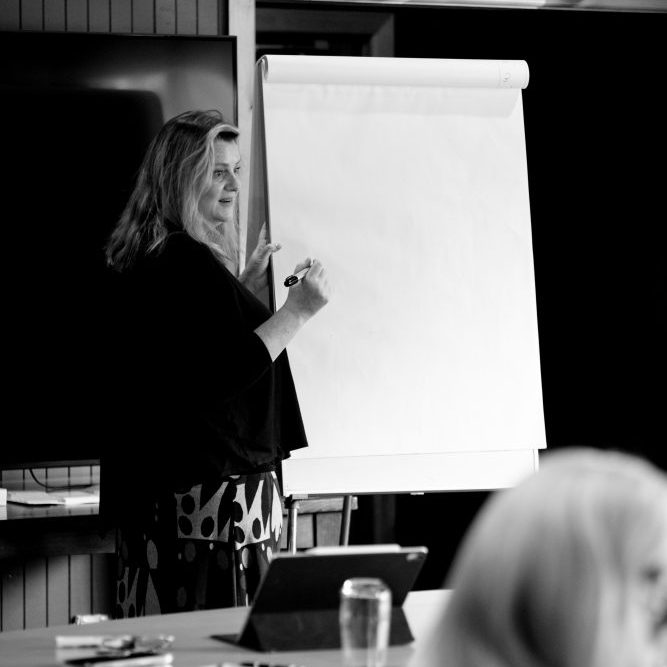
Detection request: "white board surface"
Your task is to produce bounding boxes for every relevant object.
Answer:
[251,56,546,496]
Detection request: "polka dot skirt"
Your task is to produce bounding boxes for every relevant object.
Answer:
[114,471,282,618]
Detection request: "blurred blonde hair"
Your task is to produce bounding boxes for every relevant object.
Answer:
[105,109,240,273]
[437,447,667,667]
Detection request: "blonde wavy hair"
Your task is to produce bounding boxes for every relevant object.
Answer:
[105,109,240,272]
[433,447,667,667]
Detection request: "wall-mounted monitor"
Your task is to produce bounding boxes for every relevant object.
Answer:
[0,31,237,469]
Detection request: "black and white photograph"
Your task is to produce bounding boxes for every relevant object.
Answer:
[1,2,665,666]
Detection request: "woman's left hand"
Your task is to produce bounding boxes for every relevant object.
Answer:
[239,223,281,295]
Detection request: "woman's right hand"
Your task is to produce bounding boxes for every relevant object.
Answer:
[284,258,331,321]
[254,257,331,361]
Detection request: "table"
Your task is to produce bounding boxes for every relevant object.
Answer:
[0,589,450,667]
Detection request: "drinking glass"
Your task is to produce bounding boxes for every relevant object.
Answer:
[339,577,392,667]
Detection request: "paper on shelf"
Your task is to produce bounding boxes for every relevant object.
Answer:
[7,489,99,506]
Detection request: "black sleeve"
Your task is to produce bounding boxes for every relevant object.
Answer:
[139,233,273,404]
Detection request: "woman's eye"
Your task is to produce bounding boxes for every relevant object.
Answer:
[213,170,224,179]
[234,166,241,175]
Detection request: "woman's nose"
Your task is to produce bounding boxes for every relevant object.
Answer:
[224,172,240,191]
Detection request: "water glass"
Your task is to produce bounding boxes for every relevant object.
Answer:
[339,577,392,667]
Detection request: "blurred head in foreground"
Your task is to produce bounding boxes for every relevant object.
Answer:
[438,447,667,667]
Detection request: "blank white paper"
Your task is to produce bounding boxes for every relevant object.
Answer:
[255,55,545,494]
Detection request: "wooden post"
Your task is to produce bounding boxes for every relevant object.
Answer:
[285,497,301,554]
[228,0,256,269]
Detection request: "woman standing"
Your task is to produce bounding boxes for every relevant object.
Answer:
[101,110,330,617]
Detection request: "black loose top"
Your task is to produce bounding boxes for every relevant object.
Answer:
[99,232,307,527]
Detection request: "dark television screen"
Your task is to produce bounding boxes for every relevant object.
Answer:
[1,31,237,469]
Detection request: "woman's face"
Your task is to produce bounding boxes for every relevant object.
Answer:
[198,138,241,228]
[628,534,667,667]
[643,538,667,667]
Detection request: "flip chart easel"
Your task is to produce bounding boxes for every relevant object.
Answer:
[248,55,546,550]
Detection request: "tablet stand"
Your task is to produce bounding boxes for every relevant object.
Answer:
[238,604,414,652]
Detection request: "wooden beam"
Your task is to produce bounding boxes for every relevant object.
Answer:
[228,0,256,269]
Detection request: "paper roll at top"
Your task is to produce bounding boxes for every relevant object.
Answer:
[260,55,529,89]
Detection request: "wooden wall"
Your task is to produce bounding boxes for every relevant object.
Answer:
[0,0,223,34]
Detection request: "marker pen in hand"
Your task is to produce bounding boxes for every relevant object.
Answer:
[283,262,313,287]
